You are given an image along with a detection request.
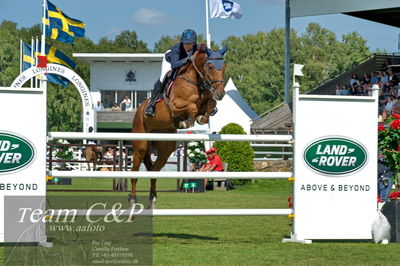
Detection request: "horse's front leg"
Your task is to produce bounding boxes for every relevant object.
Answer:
[170,97,199,129]
[196,98,217,125]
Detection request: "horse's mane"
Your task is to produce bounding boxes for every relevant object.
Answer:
[178,43,207,75]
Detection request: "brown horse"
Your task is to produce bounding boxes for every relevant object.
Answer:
[84,145,103,171]
[130,44,227,208]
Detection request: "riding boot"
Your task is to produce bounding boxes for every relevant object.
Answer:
[145,80,162,117]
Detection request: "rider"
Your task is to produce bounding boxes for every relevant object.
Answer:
[145,29,199,117]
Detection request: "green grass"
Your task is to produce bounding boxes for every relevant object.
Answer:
[1,179,398,265]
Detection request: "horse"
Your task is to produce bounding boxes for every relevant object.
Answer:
[83,145,103,171]
[130,44,227,208]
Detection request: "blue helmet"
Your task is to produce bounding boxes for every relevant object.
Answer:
[180,29,197,44]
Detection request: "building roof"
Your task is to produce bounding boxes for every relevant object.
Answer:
[251,102,292,131]
[73,53,164,64]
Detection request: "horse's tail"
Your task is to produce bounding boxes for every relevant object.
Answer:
[143,151,153,171]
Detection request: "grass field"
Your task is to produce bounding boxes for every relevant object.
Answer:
[1,178,398,265]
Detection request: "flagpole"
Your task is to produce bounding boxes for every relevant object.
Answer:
[205,0,211,47]
[35,37,39,88]
[40,0,47,90]
[19,39,23,74]
[31,38,35,88]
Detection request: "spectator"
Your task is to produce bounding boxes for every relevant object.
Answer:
[370,72,379,84]
[199,147,223,189]
[341,85,350,96]
[111,103,121,112]
[95,100,104,111]
[379,71,390,94]
[361,72,370,85]
[388,70,398,87]
[384,96,395,114]
[378,153,393,203]
[121,96,132,111]
[104,147,114,159]
[335,85,342,95]
[349,85,357,96]
[382,58,391,72]
[350,73,360,87]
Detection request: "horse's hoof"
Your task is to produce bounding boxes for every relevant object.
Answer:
[149,197,157,209]
[178,121,187,129]
[128,194,137,208]
[196,115,208,125]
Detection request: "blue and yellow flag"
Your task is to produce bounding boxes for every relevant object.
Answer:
[22,43,35,71]
[23,42,76,86]
[44,0,85,44]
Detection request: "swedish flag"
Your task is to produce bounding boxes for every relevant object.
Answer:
[23,42,76,86]
[43,43,76,86]
[44,0,85,44]
[22,43,35,71]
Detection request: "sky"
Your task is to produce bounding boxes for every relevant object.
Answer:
[1,0,399,52]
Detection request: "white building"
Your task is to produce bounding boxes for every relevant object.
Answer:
[73,53,164,110]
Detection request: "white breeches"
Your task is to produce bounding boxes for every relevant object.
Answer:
[160,50,172,82]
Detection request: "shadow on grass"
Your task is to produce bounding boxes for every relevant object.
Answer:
[135,232,218,240]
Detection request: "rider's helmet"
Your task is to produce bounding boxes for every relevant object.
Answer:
[180,29,197,44]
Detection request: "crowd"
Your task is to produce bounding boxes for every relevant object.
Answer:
[335,60,400,118]
[94,95,133,112]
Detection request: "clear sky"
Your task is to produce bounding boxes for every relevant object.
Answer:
[1,0,399,52]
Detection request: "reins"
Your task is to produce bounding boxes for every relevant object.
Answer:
[177,56,224,92]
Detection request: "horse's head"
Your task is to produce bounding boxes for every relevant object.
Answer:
[204,46,227,100]
[190,44,226,100]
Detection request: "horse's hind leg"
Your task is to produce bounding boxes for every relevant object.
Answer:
[148,141,176,209]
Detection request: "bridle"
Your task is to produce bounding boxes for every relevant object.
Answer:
[177,55,224,93]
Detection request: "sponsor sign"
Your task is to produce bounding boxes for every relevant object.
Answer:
[0,132,35,174]
[303,137,367,176]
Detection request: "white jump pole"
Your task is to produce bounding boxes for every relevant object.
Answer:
[49,170,292,179]
[53,209,293,216]
[48,132,293,142]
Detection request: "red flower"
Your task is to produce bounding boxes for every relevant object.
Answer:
[378,124,386,132]
[398,146,400,152]
[392,114,400,119]
[390,119,400,130]
[389,191,400,199]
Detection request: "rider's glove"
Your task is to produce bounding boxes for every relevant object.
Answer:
[187,55,195,62]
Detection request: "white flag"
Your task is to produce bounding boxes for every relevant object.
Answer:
[294,64,304,77]
[210,0,242,19]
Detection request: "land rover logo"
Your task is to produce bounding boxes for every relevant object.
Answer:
[0,132,35,174]
[303,137,367,176]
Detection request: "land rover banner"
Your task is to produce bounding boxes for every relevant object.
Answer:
[292,87,378,240]
[0,87,47,243]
